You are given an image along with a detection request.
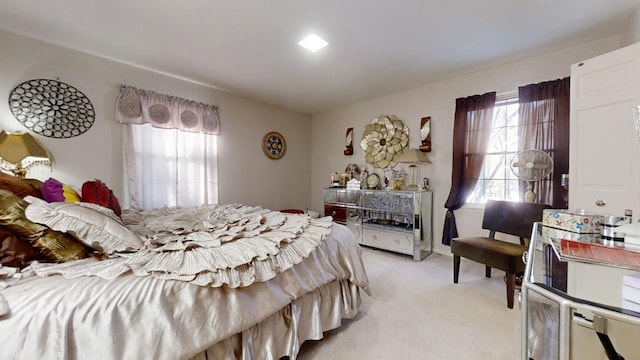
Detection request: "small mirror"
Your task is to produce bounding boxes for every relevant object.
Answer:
[419,116,431,152]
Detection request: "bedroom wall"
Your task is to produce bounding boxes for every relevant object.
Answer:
[0,29,311,212]
[622,5,640,46]
[310,36,624,256]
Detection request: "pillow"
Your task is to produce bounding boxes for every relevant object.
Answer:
[31,230,90,263]
[0,226,47,268]
[0,189,89,262]
[0,172,43,198]
[24,196,144,254]
[23,178,44,194]
[42,177,81,203]
[81,179,122,216]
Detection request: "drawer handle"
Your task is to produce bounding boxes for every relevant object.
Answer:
[522,251,528,264]
[596,200,606,207]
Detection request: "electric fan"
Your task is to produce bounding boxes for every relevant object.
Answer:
[510,149,553,203]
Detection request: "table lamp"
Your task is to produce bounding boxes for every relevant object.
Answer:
[0,131,52,178]
[396,148,430,190]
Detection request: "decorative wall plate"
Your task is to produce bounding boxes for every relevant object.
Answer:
[360,115,409,168]
[8,79,95,138]
[262,131,286,159]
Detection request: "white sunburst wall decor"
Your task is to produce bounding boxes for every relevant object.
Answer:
[360,115,409,169]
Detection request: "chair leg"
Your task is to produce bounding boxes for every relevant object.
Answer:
[453,255,460,283]
[485,265,492,278]
[505,272,515,309]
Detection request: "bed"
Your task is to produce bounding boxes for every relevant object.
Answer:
[0,176,370,360]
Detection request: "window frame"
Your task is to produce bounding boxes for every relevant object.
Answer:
[465,92,520,207]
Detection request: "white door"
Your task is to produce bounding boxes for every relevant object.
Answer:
[568,42,640,360]
[569,42,640,217]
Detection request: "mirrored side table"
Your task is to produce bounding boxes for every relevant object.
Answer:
[522,222,640,360]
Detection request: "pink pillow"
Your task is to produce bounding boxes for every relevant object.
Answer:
[41,178,81,203]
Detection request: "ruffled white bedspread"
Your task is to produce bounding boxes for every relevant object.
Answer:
[0,223,369,360]
[31,204,334,288]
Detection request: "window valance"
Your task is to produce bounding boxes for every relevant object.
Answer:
[115,85,220,135]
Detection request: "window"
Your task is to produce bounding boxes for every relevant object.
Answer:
[444,79,569,245]
[116,85,221,212]
[466,95,520,204]
[126,124,218,211]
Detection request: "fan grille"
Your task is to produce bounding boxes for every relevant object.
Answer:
[510,149,553,182]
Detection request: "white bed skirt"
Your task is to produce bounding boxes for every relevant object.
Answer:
[191,278,362,360]
[1,223,369,360]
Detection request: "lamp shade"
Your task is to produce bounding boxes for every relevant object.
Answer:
[397,148,430,191]
[0,131,52,177]
[396,148,431,163]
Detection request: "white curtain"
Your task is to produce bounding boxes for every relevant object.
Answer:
[116,85,219,211]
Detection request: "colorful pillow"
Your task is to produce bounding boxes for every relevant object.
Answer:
[24,196,143,254]
[42,178,81,203]
[0,189,89,262]
[0,226,47,268]
[0,172,43,198]
[82,179,122,216]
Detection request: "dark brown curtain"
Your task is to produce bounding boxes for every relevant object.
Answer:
[442,92,496,245]
[518,77,570,208]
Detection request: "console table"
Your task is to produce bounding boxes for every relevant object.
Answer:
[323,188,432,261]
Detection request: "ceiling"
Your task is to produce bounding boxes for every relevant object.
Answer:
[0,0,638,114]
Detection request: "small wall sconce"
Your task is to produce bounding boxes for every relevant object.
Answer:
[0,131,52,178]
[419,116,432,152]
[344,127,353,156]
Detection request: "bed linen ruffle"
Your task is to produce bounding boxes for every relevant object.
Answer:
[29,204,334,288]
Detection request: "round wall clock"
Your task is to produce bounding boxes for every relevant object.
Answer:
[262,131,286,159]
[8,79,95,138]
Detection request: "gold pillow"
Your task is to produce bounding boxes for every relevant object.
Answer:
[33,231,90,262]
[0,189,89,262]
[0,172,43,198]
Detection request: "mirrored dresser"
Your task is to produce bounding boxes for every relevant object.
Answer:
[323,188,432,261]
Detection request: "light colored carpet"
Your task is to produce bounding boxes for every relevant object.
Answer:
[297,247,522,359]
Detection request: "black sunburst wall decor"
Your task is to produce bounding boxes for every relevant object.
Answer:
[8,79,95,138]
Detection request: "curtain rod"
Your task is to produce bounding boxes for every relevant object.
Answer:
[120,84,218,109]
[496,90,517,102]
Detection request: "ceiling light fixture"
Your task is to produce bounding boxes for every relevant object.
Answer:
[298,34,328,52]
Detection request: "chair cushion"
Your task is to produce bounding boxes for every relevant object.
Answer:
[451,236,526,273]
